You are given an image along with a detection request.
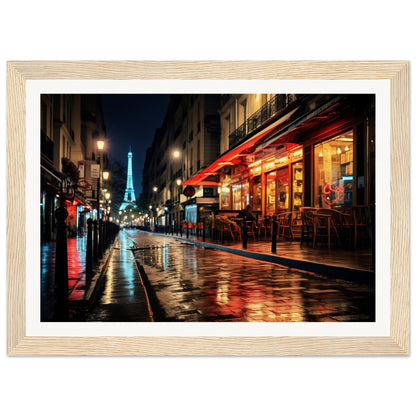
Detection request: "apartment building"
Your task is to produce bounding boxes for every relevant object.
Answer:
[142,94,221,230]
[40,94,106,241]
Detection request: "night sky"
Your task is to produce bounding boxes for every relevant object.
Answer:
[101,94,171,196]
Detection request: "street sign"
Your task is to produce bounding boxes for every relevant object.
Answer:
[183,185,195,197]
[78,178,92,190]
[90,164,100,179]
[78,161,85,178]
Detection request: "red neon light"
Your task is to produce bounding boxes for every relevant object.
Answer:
[323,182,344,206]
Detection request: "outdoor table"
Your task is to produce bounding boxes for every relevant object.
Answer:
[312,212,341,248]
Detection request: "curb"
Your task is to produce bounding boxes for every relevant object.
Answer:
[68,237,118,315]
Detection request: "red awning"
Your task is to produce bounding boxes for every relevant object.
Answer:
[182,114,295,186]
[182,96,344,187]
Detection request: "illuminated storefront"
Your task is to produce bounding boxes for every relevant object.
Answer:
[183,94,375,217]
[314,130,354,208]
[220,146,303,215]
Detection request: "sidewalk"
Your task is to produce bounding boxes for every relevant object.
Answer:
[41,234,116,320]
[41,232,153,321]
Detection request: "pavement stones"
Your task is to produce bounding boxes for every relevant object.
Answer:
[125,230,375,323]
[85,232,153,322]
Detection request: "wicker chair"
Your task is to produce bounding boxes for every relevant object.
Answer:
[300,207,317,246]
[276,212,293,240]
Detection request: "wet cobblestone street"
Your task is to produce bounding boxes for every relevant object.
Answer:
[126,230,375,322]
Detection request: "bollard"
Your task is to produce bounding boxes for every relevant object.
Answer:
[105,221,109,249]
[93,220,98,262]
[102,221,106,250]
[242,216,248,249]
[86,218,93,276]
[54,195,68,320]
[180,221,183,237]
[271,215,277,253]
[99,219,103,258]
[186,221,189,239]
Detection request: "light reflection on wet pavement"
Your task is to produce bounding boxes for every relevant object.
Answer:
[126,230,375,322]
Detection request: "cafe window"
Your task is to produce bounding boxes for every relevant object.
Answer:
[314,130,354,208]
[276,166,289,212]
[266,171,276,214]
[232,184,242,211]
[220,185,230,209]
[252,176,262,212]
[241,182,249,209]
[292,162,303,211]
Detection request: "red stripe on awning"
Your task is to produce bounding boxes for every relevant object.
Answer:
[182,124,278,186]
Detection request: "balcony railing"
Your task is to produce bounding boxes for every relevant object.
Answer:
[228,94,296,149]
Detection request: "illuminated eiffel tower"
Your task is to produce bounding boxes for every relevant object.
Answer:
[119,146,138,211]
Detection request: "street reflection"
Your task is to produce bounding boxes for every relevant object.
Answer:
[128,230,375,322]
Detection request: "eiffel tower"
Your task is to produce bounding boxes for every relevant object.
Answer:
[119,146,138,211]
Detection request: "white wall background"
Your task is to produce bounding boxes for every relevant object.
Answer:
[0,1,413,415]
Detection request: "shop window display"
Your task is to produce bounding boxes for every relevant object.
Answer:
[241,182,249,210]
[266,171,276,214]
[220,185,230,209]
[276,166,289,212]
[252,176,262,212]
[232,184,242,211]
[292,161,303,211]
[314,130,354,208]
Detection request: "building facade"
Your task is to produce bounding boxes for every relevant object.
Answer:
[142,94,221,231]
[183,93,375,217]
[40,94,106,241]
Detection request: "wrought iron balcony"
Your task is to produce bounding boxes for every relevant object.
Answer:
[228,94,296,149]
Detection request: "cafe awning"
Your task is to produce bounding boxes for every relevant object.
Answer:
[182,95,344,187]
[182,108,299,186]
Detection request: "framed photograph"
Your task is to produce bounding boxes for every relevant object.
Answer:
[7,61,409,355]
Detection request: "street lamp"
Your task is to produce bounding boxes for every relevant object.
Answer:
[103,171,109,181]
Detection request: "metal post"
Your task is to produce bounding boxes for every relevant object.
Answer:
[99,219,104,258]
[54,194,68,320]
[271,215,277,253]
[186,221,189,239]
[93,219,98,262]
[86,218,93,276]
[242,216,247,249]
[103,220,108,253]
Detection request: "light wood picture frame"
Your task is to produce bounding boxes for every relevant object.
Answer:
[7,61,409,356]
